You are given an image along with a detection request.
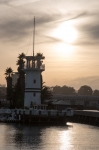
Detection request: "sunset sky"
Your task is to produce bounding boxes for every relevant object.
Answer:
[0,0,99,90]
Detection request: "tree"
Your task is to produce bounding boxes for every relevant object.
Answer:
[4,67,13,107]
[41,82,52,104]
[5,67,13,77]
[11,53,25,108]
[16,53,25,72]
[93,90,99,96]
[16,53,25,107]
[5,67,13,88]
[12,83,24,108]
[35,53,43,57]
[16,53,25,92]
[52,85,76,95]
[78,85,93,95]
[61,85,76,95]
[53,86,62,94]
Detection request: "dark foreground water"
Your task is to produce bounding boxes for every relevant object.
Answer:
[0,122,99,150]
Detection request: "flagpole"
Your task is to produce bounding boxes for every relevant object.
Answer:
[33,17,35,56]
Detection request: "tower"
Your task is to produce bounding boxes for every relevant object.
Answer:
[22,53,45,108]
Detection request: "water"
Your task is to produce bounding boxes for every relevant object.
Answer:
[0,123,99,150]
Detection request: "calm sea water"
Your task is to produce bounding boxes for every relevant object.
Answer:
[0,123,99,150]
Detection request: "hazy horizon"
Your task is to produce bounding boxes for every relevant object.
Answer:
[0,0,99,90]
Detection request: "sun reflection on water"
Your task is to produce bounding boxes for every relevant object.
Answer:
[59,128,73,150]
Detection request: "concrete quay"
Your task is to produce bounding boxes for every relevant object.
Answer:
[69,110,99,126]
[0,109,71,125]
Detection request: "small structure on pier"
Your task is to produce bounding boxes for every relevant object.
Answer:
[22,53,45,108]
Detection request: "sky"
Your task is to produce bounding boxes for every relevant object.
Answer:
[0,0,99,90]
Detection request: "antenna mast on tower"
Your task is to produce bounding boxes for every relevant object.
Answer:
[33,17,35,56]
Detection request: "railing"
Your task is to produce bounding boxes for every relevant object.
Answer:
[23,64,45,70]
[0,109,74,117]
[40,64,45,70]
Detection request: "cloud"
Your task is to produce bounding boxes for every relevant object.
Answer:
[0,13,61,42]
[57,11,89,22]
[0,19,30,42]
[36,35,63,44]
[1,6,99,46]
[73,11,99,45]
[0,0,40,5]
[66,76,99,90]
[74,23,99,46]
[74,39,99,46]
[80,24,99,39]
[0,0,10,4]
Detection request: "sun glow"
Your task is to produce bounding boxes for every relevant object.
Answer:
[52,21,78,43]
[55,43,74,59]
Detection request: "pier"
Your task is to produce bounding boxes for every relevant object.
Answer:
[0,108,73,125]
[69,110,99,126]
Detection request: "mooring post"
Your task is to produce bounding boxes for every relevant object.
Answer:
[23,111,25,123]
[29,110,32,123]
[19,111,21,122]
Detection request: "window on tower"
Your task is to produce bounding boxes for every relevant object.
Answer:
[33,92,36,97]
[33,79,36,83]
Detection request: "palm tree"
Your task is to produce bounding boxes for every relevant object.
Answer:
[5,67,13,88]
[5,67,13,78]
[16,53,25,73]
[4,67,13,107]
[15,53,26,108]
[35,53,43,57]
[18,52,25,59]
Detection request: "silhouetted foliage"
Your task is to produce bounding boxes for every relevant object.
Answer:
[5,67,13,107]
[52,85,76,95]
[61,86,76,95]
[12,81,24,108]
[13,53,25,108]
[41,82,52,104]
[5,67,13,89]
[5,67,13,78]
[53,86,61,94]
[93,90,99,96]
[35,53,43,57]
[78,85,93,95]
